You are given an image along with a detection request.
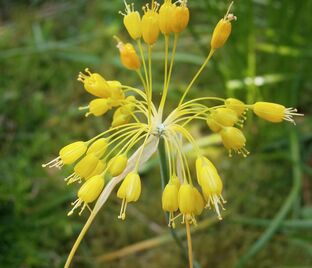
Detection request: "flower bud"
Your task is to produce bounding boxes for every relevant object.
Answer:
[108,154,128,177]
[59,141,87,165]
[211,3,236,50]
[115,37,141,70]
[87,138,108,158]
[121,2,142,40]
[78,68,110,98]
[159,0,175,35]
[172,1,189,33]
[225,98,245,116]
[142,3,160,45]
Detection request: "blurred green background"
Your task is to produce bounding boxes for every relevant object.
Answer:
[0,0,311,267]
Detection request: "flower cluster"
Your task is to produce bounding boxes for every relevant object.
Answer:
[42,1,302,267]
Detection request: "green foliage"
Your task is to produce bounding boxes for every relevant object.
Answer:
[0,0,311,267]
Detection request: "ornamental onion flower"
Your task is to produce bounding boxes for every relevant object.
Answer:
[42,2,303,268]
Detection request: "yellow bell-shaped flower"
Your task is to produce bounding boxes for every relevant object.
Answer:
[86,98,112,117]
[206,116,221,133]
[71,154,99,183]
[59,141,87,165]
[192,187,204,216]
[121,1,142,40]
[159,0,175,35]
[178,183,195,220]
[77,68,110,98]
[220,127,249,157]
[162,183,179,212]
[67,175,105,216]
[172,1,189,33]
[117,172,141,220]
[107,80,125,105]
[142,2,160,45]
[212,108,239,127]
[86,160,106,180]
[87,138,108,158]
[225,98,246,116]
[108,154,128,177]
[253,102,285,123]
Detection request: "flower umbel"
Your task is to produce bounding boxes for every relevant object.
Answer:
[42,1,303,268]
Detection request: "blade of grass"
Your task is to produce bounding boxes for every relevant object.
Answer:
[235,128,302,268]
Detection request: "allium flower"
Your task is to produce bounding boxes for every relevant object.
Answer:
[42,1,303,267]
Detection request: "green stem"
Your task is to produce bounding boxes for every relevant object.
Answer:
[235,128,302,267]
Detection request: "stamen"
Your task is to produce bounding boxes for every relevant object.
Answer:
[67,199,83,216]
[42,157,62,168]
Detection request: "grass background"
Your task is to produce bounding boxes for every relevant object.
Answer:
[0,0,311,267]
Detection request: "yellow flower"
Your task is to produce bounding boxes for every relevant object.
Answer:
[206,116,221,133]
[192,187,204,216]
[107,81,125,104]
[108,154,128,177]
[220,127,249,157]
[86,160,106,180]
[212,107,239,127]
[85,98,112,117]
[77,68,110,98]
[117,172,141,220]
[121,1,142,40]
[68,175,105,216]
[178,183,196,223]
[196,156,225,219]
[159,0,175,35]
[142,2,160,45]
[253,102,302,124]
[65,154,99,184]
[115,37,141,70]
[211,2,237,50]
[172,0,189,33]
[87,138,108,158]
[42,141,87,168]
[225,98,246,116]
[162,181,179,228]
